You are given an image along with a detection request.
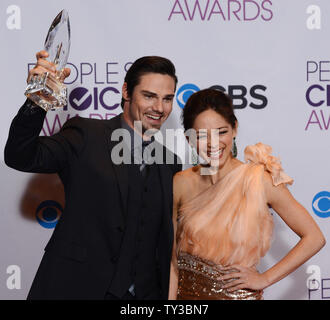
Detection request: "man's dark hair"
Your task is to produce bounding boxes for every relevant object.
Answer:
[121,56,178,108]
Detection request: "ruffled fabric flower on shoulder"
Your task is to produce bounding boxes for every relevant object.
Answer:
[244,142,293,187]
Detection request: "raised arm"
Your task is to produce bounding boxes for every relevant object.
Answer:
[4,50,84,174]
[4,105,86,173]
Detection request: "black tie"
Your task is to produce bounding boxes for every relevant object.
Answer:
[140,138,154,177]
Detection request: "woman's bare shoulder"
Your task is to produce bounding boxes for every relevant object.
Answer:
[173,166,200,205]
[174,166,200,194]
[174,166,199,183]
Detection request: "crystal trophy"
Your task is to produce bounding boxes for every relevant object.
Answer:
[25,10,71,111]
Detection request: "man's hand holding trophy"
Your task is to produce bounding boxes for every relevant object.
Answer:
[25,9,71,111]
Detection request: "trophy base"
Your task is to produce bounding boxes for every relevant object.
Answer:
[25,72,67,112]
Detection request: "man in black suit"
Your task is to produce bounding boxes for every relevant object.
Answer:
[4,51,182,300]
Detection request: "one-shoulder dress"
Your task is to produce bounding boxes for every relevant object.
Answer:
[176,143,293,300]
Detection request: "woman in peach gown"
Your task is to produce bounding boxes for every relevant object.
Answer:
[169,89,326,300]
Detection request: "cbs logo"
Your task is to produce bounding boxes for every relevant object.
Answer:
[176,83,267,109]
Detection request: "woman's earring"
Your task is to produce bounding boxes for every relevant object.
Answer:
[191,148,200,166]
[232,137,237,158]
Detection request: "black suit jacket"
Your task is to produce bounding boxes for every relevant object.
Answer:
[4,102,182,299]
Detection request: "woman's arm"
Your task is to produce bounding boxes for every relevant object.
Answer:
[260,172,326,288]
[219,171,326,292]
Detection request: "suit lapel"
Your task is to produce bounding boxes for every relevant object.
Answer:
[159,165,170,216]
[105,114,129,222]
[158,144,173,221]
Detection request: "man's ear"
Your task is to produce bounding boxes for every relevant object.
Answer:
[122,82,130,102]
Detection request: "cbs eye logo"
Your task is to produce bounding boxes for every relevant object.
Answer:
[36,200,63,229]
[312,191,330,218]
[176,83,200,109]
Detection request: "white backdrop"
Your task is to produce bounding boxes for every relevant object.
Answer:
[0,0,329,300]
